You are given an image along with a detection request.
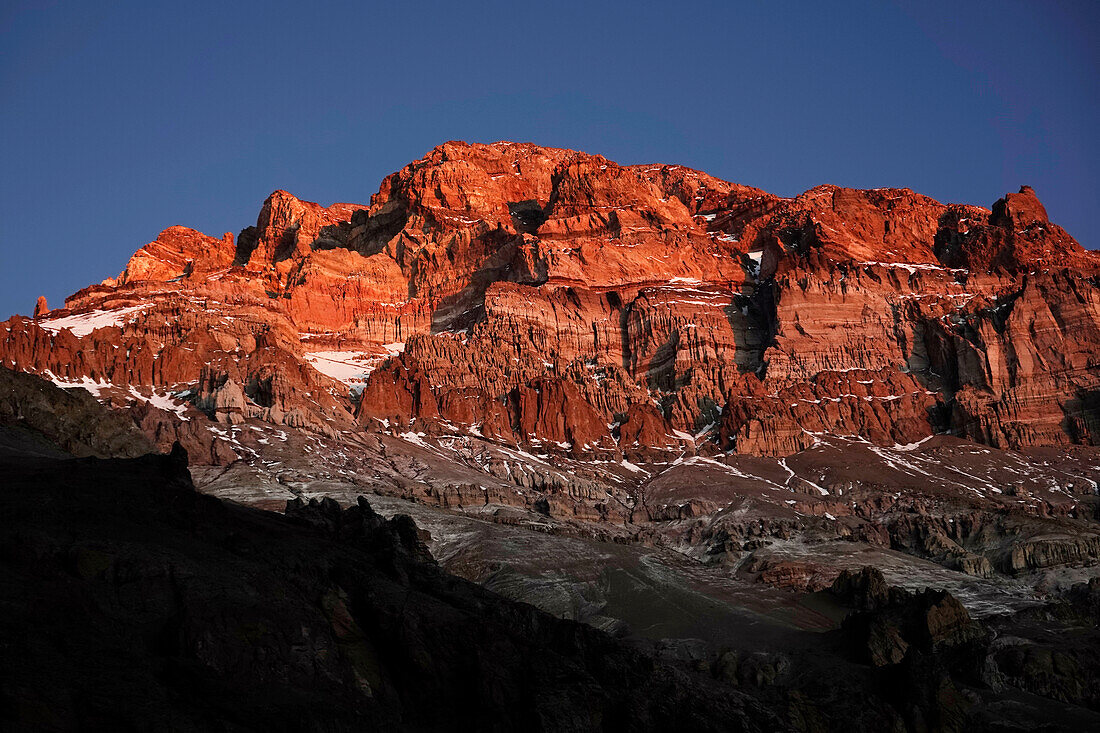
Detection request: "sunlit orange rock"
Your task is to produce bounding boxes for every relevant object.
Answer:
[2,142,1097,460]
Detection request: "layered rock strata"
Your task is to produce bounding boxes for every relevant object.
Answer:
[4,142,1095,462]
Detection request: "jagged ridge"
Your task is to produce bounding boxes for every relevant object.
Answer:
[2,141,1097,461]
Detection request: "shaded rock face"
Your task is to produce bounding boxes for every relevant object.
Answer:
[823,567,1100,729]
[832,568,984,667]
[0,450,794,733]
[0,366,153,458]
[5,445,1099,733]
[1,141,1098,462]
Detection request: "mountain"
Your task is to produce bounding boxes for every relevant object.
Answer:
[7,142,1098,458]
[3,140,1100,635]
[4,140,1100,730]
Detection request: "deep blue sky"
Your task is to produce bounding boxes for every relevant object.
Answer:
[2,1,1097,318]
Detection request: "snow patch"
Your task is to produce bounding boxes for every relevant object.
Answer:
[45,374,111,397]
[398,431,430,449]
[304,343,407,390]
[38,305,150,337]
[127,386,191,421]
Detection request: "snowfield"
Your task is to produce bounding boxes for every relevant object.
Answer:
[38,305,151,337]
[303,343,406,389]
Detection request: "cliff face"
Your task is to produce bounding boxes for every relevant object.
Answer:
[3,141,1096,461]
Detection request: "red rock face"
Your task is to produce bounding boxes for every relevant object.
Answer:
[109,226,236,286]
[2,142,1098,462]
[935,186,1091,272]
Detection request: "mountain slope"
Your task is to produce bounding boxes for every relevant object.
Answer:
[3,439,1099,732]
[2,140,1098,608]
[4,141,1097,459]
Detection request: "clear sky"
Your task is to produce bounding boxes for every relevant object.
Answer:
[2,0,1097,319]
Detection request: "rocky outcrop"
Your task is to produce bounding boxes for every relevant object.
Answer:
[109,226,236,285]
[0,366,153,458]
[830,567,985,666]
[936,186,1094,272]
[822,568,1100,726]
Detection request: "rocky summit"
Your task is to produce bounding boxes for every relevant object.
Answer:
[3,141,1100,730]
